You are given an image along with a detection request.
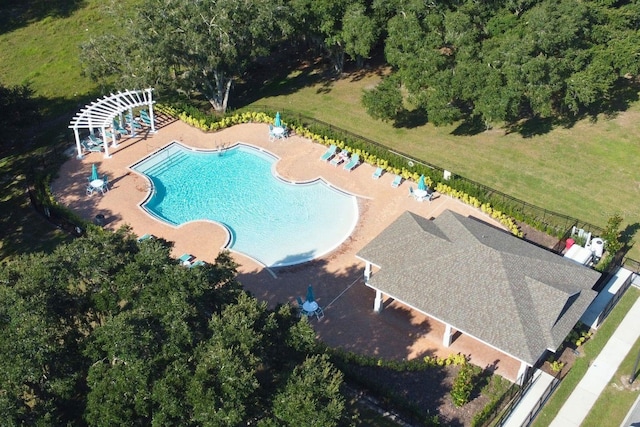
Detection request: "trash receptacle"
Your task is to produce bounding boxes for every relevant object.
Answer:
[565,238,575,250]
[94,214,105,226]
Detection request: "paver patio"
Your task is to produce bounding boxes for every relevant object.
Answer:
[52,116,521,381]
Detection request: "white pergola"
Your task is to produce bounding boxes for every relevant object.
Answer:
[69,88,156,159]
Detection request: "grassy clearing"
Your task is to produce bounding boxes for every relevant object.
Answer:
[250,68,640,259]
[531,286,640,427]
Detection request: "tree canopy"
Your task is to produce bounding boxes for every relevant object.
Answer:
[0,226,347,425]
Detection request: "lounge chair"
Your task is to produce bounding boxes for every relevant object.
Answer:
[179,253,195,266]
[391,175,402,188]
[320,145,337,161]
[330,153,345,166]
[343,154,360,172]
[113,120,128,136]
[139,109,152,125]
[372,167,383,179]
[137,233,155,242]
[81,139,102,153]
[126,113,142,130]
[88,134,104,146]
[189,260,206,268]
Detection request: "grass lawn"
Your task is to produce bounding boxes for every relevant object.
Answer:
[249,67,640,260]
[531,286,640,427]
[581,335,640,427]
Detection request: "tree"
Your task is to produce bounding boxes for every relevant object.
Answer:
[0,83,39,151]
[81,0,283,112]
[269,354,345,427]
[362,74,403,121]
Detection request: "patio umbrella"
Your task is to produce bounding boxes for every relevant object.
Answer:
[306,285,315,303]
[90,164,99,181]
[417,174,426,191]
[274,112,282,128]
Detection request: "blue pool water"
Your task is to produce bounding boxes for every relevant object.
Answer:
[132,142,358,267]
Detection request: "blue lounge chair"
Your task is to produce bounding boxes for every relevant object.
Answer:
[190,260,206,268]
[126,113,142,130]
[330,151,347,167]
[343,154,360,172]
[391,175,402,188]
[88,134,104,146]
[320,145,337,161]
[81,139,102,153]
[137,233,155,242]
[139,109,152,125]
[113,120,128,136]
[372,167,383,179]
[179,253,195,266]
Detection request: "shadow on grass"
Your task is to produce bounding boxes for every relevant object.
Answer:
[0,0,85,35]
[451,115,487,136]
[393,108,428,129]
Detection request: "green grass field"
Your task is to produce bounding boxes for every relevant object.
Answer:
[2,0,640,260]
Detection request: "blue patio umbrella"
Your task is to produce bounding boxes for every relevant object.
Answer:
[306,285,315,303]
[90,164,99,181]
[417,174,426,191]
[274,111,282,128]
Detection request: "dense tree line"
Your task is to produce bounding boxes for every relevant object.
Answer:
[80,0,640,124]
[0,227,346,425]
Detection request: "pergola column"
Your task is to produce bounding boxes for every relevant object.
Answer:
[147,89,157,133]
[74,128,82,159]
[443,323,454,347]
[373,289,383,313]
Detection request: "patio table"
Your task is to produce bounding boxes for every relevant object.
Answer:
[90,179,106,194]
[302,301,318,314]
[272,126,286,138]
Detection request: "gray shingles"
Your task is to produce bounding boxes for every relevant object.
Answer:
[356,210,601,365]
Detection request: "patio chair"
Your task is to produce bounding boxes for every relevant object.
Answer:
[101,175,109,192]
[314,306,325,320]
[296,296,310,317]
[391,175,402,188]
[268,124,276,142]
[372,167,383,179]
[343,154,360,172]
[86,183,95,196]
[319,144,337,161]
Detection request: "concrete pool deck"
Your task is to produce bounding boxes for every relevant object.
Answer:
[52,116,521,381]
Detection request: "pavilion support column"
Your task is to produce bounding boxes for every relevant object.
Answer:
[73,128,83,159]
[443,323,454,347]
[373,289,383,313]
[364,262,371,282]
[516,362,531,385]
[148,100,156,133]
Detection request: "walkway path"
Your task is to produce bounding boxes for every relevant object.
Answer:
[550,296,640,426]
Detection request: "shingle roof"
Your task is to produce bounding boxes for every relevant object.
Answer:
[357,210,601,365]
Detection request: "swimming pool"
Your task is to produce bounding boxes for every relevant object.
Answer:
[132,142,359,267]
